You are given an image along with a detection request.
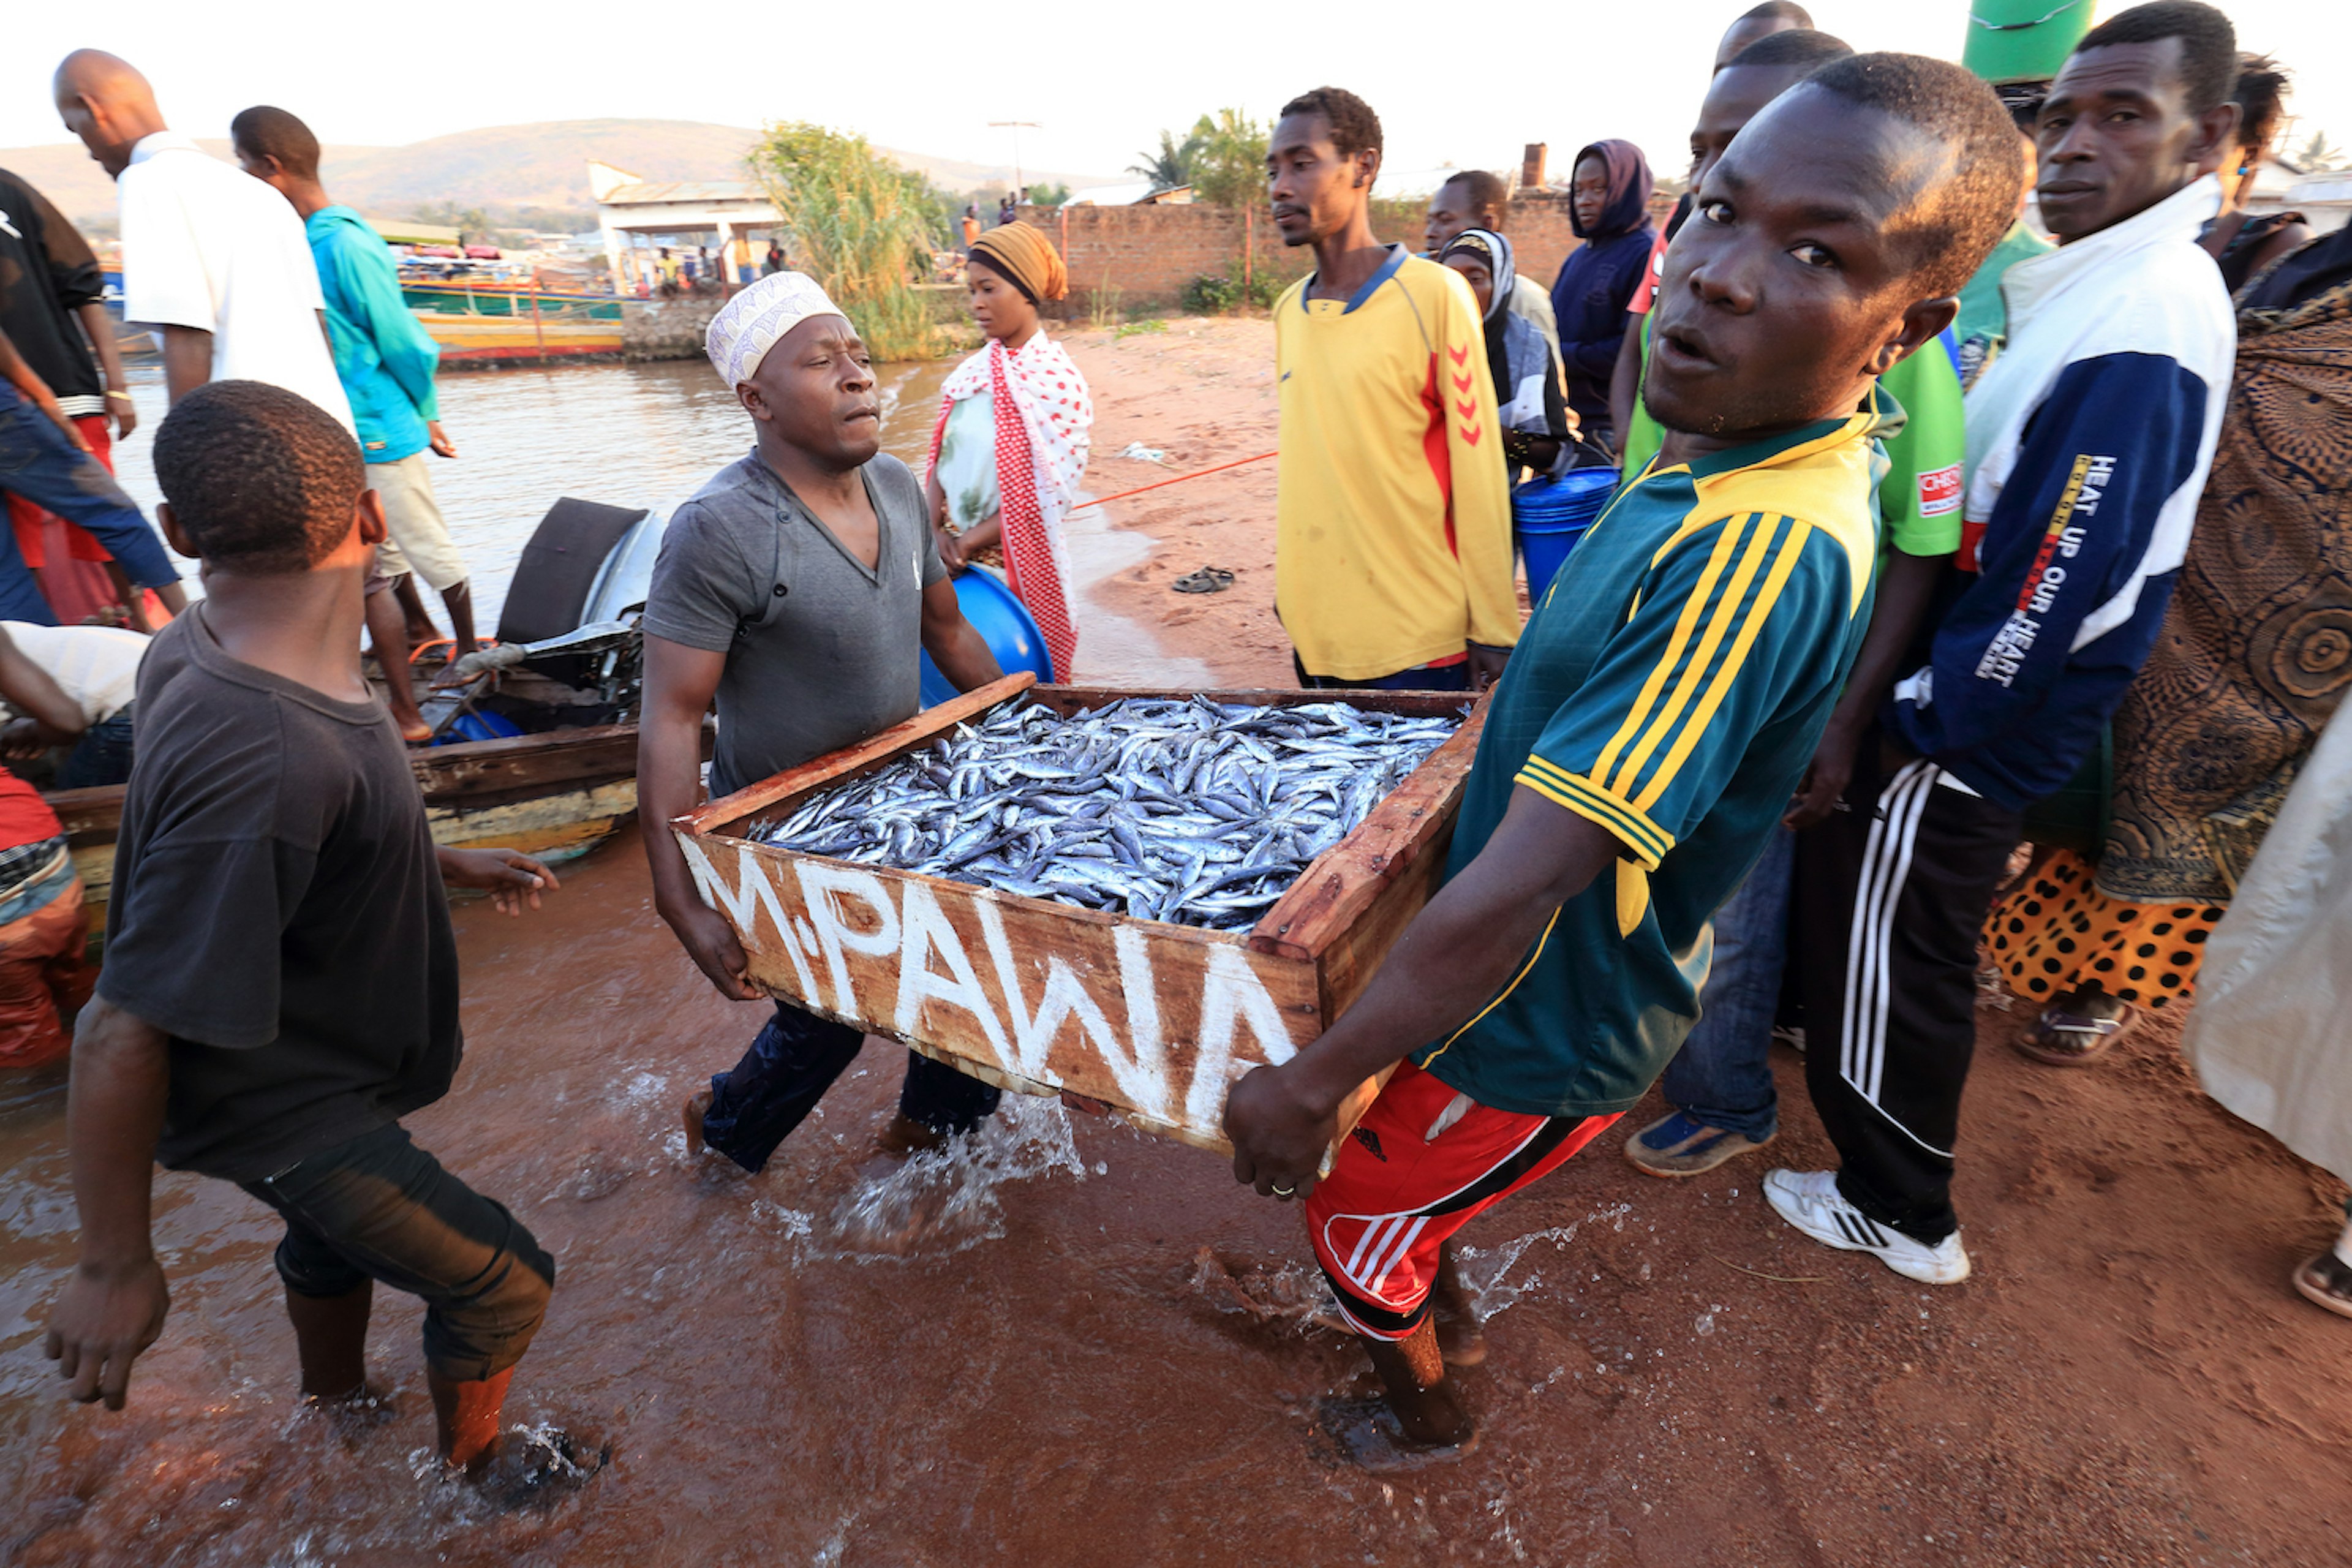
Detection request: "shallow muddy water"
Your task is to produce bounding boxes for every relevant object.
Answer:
[15,338,2325,1567]
[0,843,1694,1566]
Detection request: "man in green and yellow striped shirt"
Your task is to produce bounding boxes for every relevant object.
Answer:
[1224,53,2026,1456]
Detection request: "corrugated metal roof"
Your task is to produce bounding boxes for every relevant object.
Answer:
[597,180,767,206]
[367,216,462,245]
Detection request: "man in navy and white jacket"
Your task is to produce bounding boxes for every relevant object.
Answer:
[1765,0,2242,1286]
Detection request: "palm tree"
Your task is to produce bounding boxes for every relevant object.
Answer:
[1128,128,1204,192]
[1188,110,1268,208]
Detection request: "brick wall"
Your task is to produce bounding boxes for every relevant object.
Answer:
[1502,194,1579,294]
[1017,203,1288,314]
[1020,193,1601,314]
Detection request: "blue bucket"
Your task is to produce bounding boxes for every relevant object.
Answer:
[919,563,1057,707]
[437,709,526,746]
[1513,469,1618,604]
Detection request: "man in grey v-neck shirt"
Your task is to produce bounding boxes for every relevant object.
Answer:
[643,448,946,797]
[638,272,1005,1173]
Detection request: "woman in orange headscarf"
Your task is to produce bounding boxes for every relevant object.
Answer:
[922,221,1090,681]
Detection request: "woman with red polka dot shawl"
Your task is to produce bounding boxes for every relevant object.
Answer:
[923,221,1091,680]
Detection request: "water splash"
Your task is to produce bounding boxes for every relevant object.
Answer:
[751,1199,816,1240]
[1188,1247,1349,1336]
[1453,1202,1634,1323]
[619,1070,671,1107]
[821,1096,1086,1262]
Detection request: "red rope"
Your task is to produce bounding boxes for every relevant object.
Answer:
[1068,450,1276,511]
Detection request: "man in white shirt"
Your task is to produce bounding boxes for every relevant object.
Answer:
[51,51,352,428]
[0,620,145,788]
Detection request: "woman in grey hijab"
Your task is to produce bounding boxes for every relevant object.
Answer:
[1439,228,1571,479]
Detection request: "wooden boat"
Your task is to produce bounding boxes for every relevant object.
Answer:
[49,720,682,934]
[42,498,684,937]
[675,673,1487,1157]
[399,280,625,319]
[411,310,624,366]
[401,277,627,365]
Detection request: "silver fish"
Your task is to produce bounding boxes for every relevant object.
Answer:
[753,697,1464,931]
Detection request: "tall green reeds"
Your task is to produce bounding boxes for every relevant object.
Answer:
[749,123,948,361]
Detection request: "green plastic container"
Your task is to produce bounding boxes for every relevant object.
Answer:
[1964,0,2097,84]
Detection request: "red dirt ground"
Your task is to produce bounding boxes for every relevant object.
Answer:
[3,317,2346,1566]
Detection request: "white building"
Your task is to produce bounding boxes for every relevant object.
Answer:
[2282,170,2351,235]
[590,160,782,292]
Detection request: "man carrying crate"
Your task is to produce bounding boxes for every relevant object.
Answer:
[638,272,1008,1172]
[1224,55,2026,1454]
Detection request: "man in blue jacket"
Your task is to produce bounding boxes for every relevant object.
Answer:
[1767,0,2242,1286]
[232,105,477,742]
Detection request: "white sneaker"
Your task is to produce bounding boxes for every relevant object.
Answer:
[1762,1169,1971,1285]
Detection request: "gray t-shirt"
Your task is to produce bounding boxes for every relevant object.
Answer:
[644,450,947,796]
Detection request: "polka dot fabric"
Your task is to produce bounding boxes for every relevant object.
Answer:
[1984,849,2224,1008]
[925,333,1093,681]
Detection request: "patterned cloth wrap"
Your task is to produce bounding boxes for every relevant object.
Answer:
[1982,240,2352,1009]
[925,333,1091,680]
[2098,254,2352,902]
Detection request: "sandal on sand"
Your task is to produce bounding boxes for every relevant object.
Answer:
[1171,565,1235,594]
[2012,1000,2139,1067]
[2293,1250,2352,1320]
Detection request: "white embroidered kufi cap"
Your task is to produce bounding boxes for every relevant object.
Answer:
[704,271,847,387]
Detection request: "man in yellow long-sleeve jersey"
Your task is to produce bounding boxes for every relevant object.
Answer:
[1268,87,1517,692]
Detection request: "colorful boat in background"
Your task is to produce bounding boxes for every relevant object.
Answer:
[101,268,628,367]
[400,277,625,366]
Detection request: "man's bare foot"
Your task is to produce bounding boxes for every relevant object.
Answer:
[683,1089,712,1156]
[472,1424,613,1508]
[875,1113,949,1158]
[1431,1245,1487,1367]
[1382,1374,1477,1447]
[1315,1393,1480,1470]
[1361,1318,1477,1448]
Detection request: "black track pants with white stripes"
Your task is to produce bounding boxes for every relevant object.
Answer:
[1793,736,2023,1245]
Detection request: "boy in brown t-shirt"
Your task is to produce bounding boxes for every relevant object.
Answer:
[43,380,564,1477]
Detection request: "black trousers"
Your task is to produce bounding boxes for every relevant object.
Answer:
[700,1001,1000,1174]
[1794,737,2022,1244]
[242,1122,554,1383]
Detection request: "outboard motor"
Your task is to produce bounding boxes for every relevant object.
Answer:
[497,497,663,643]
[428,498,668,739]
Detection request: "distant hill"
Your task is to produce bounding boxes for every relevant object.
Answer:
[0,119,1113,232]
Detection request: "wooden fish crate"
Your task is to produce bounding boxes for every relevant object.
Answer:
[673,673,1489,1154]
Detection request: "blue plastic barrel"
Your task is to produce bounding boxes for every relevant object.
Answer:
[1513,469,1618,604]
[919,563,1057,707]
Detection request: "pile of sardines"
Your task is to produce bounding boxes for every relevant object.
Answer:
[756,696,1462,931]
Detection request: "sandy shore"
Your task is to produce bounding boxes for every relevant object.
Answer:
[1057,317,1294,688]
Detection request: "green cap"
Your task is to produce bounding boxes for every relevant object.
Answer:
[1964,0,2098,85]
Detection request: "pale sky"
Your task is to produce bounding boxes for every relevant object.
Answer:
[9,0,2348,186]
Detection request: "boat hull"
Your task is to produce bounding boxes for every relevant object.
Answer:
[413,311,623,365]
[50,722,678,938]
